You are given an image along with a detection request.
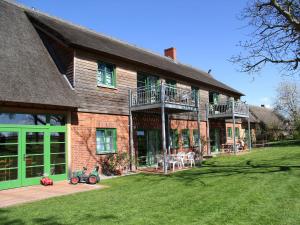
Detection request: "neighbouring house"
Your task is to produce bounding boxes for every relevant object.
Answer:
[0,1,252,190]
[249,105,288,142]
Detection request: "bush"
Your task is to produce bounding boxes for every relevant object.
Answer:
[101,152,130,176]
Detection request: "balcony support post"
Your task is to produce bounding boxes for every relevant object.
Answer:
[196,93,202,163]
[206,103,211,155]
[247,106,252,151]
[128,89,135,171]
[160,82,168,174]
[232,100,237,154]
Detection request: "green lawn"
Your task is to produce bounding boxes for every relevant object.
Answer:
[1,144,300,225]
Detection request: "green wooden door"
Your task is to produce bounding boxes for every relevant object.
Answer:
[21,128,48,186]
[0,128,22,190]
[0,126,67,190]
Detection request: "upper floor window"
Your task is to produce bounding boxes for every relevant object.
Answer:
[97,62,116,88]
[209,91,219,105]
[137,73,158,88]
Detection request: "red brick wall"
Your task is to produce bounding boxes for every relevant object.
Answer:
[71,112,129,173]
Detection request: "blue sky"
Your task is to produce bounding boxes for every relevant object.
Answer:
[17,0,298,107]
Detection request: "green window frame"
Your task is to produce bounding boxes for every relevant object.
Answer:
[193,129,199,146]
[97,61,116,88]
[96,129,117,154]
[181,129,190,148]
[227,127,232,138]
[170,129,179,149]
[235,127,240,138]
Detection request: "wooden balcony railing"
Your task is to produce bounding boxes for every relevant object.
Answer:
[130,83,197,109]
[207,100,249,118]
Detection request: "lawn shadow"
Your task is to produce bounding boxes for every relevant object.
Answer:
[0,208,25,225]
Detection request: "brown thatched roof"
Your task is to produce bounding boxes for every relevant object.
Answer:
[0,1,77,108]
[22,4,243,97]
[250,106,284,128]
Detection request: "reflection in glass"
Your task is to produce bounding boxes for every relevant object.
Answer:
[50,143,65,153]
[50,164,65,175]
[0,144,18,156]
[26,166,43,178]
[26,144,43,155]
[50,115,66,126]
[0,168,18,181]
[0,156,18,168]
[0,113,46,125]
[26,154,44,166]
[50,133,65,142]
[51,153,65,164]
[26,132,44,143]
[0,132,18,144]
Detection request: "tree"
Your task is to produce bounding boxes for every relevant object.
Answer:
[231,0,300,75]
[274,81,300,137]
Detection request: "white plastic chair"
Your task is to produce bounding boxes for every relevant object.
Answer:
[167,155,178,172]
[186,152,195,167]
[176,152,185,168]
[155,155,163,170]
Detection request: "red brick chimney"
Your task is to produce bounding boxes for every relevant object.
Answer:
[164,47,176,60]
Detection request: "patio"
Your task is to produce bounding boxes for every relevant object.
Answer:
[0,181,104,208]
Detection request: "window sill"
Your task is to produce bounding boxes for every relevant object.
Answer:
[97,84,117,90]
[96,152,117,155]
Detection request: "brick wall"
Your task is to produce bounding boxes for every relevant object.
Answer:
[71,112,129,173]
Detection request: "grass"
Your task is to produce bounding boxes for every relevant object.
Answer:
[1,144,300,225]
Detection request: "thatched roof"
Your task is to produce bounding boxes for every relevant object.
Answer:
[0,1,77,108]
[250,106,284,128]
[23,4,243,97]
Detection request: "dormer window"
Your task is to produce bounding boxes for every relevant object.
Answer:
[97,61,116,88]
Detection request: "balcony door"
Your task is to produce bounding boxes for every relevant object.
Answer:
[137,73,159,104]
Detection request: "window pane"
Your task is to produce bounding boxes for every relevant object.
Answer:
[26,166,43,178]
[51,143,65,153]
[0,144,18,156]
[51,153,65,164]
[50,115,66,126]
[51,132,65,142]
[106,72,113,86]
[96,129,116,153]
[0,168,18,182]
[0,113,46,125]
[26,144,44,154]
[50,164,65,175]
[26,154,43,167]
[0,132,18,144]
[0,156,18,168]
[26,132,44,143]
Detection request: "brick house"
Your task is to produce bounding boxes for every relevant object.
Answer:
[0,1,251,190]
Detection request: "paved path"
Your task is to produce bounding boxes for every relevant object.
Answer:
[0,181,104,208]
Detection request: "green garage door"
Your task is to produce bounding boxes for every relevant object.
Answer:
[0,113,67,190]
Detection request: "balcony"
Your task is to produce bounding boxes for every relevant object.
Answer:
[130,83,197,112]
[207,101,249,118]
